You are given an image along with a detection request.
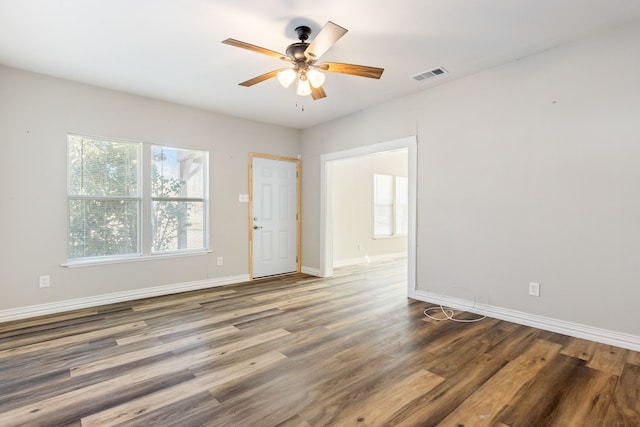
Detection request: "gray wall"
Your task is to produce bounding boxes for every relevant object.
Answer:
[301,20,640,336]
[0,65,299,310]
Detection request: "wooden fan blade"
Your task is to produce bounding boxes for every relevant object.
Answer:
[304,21,348,61]
[239,69,284,87]
[222,38,289,62]
[317,62,384,79]
[311,86,327,100]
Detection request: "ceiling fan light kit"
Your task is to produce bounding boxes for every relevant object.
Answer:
[277,68,297,88]
[222,21,384,100]
[296,76,312,96]
[276,65,325,96]
[306,69,325,88]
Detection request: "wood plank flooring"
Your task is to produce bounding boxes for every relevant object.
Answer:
[1,259,639,426]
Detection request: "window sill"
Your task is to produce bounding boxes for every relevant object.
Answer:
[62,250,212,268]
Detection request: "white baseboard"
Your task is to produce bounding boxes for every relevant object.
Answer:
[332,257,366,268]
[0,274,250,323]
[301,266,321,277]
[414,290,640,352]
[333,252,407,268]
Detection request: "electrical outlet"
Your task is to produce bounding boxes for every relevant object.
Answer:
[528,282,540,297]
[217,257,223,266]
[39,275,50,288]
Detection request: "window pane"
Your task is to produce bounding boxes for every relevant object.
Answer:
[151,145,207,254]
[151,146,205,198]
[374,205,393,236]
[374,174,393,204]
[152,201,205,252]
[67,135,140,260]
[68,199,139,259]
[68,135,139,197]
[374,174,394,236]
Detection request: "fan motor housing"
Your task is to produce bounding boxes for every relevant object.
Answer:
[286,25,312,62]
[286,42,309,61]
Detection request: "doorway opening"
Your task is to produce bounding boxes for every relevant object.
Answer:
[320,136,417,297]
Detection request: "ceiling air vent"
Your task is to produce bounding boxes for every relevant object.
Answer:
[412,67,448,81]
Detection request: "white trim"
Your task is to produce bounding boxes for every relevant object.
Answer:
[301,266,322,277]
[414,290,640,352]
[333,252,408,268]
[333,257,371,269]
[320,136,417,297]
[372,235,408,240]
[62,250,212,268]
[0,274,250,323]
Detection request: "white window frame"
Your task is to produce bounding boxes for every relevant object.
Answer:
[65,134,209,267]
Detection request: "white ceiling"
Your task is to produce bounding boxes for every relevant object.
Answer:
[2,0,640,129]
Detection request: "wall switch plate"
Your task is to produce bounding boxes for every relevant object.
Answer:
[39,275,50,288]
[529,282,540,297]
[238,194,249,203]
[217,257,223,266]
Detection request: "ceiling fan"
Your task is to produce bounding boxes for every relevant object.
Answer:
[222,21,384,100]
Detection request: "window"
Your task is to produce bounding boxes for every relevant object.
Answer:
[67,135,208,262]
[68,135,141,259]
[373,173,408,237]
[151,146,207,253]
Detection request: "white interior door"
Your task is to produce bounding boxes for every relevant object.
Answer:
[252,156,298,278]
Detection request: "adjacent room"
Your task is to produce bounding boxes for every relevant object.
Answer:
[1,1,640,425]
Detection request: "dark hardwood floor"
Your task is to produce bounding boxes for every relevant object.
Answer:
[1,259,639,426]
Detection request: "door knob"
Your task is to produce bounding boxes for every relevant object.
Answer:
[253,225,263,230]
